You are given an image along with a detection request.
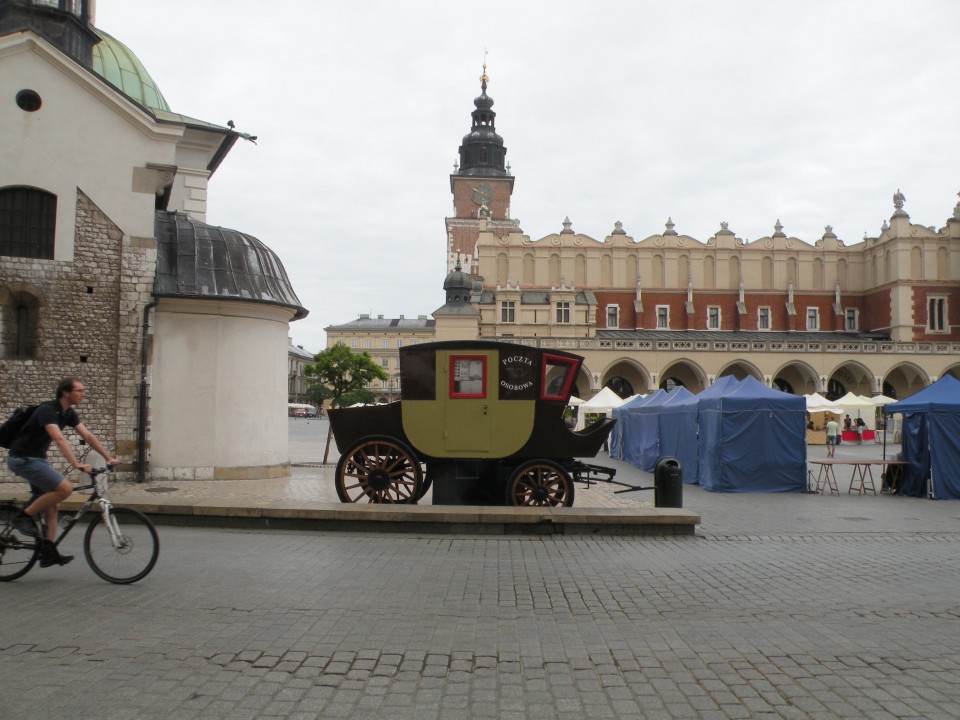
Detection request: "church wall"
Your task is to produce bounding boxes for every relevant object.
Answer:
[0,39,174,244]
[150,299,294,481]
[0,190,150,481]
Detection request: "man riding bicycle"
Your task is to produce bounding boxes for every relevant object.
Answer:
[6,378,118,567]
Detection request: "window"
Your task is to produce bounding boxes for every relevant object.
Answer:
[555,301,570,324]
[396,339,403,348]
[450,355,486,398]
[500,300,515,323]
[656,305,669,329]
[928,296,948,332]
[382,339,389,349]
[350,339,357,349]
[806,307,820,331]
[365,339,372,348]
[0,291,40,359]
[758,307,771,330]
[606,304,619,329]
[381,357,389,369]
[845,308,858,331]
[707,306,720,330]
[0,187,56,260]
[541,354,579,401]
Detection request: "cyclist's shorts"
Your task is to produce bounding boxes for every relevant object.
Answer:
[6,455,64,493]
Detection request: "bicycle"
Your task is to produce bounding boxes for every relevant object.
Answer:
[0,465,159,584]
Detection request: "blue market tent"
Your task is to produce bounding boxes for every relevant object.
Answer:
[658,375,742,485]
[616,390,666,466]
[884,375,960,499]
[698,376,807,493]
[624,386,693,472]
[610,392,657,460]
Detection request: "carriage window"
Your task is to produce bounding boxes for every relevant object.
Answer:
[541,354,578,401]
[450,355,486,398]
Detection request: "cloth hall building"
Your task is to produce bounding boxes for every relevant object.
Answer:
[330,67,960,405]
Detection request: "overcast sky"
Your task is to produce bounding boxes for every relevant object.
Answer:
[95,0,960,353]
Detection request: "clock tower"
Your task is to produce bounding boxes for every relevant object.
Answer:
[447,64,516,273]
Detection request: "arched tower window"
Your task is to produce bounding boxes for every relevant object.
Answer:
[496,252,508,286]
[0,289,41,359]
[728,256,740,290]
[0,187,56,260]
[761,256,773,288]
[575,254,586,286]
[523,253,535,285]
[652,254,664,287]
[704,256,715,289]
[601,254,612,286]
[549,253,560,286]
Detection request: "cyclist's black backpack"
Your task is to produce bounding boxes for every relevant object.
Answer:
[0,404,39,449]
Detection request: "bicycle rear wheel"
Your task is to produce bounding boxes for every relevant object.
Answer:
[83,507,159,584]
[0,503,39,581]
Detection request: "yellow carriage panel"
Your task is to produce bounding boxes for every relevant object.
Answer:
[402,347,536,458]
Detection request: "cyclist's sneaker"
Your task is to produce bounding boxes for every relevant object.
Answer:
[12,513,40,537]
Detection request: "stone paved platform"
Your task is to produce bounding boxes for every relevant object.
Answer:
[0,462,698,536]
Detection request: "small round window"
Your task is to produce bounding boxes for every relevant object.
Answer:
[16,90,42,112]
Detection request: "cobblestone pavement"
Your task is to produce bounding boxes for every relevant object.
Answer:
[2,420,958,719]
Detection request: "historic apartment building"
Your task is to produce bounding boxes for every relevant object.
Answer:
[324,315,436,403]
[335,66,960,403]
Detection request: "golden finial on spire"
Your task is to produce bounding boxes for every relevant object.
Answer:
[480,48,489,90]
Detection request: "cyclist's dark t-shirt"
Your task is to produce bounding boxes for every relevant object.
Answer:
[9,400,80,459]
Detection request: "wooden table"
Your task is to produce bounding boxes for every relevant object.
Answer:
[809,460,910,496]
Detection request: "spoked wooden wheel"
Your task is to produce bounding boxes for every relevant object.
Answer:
[505,459,575,507]
[335,437,423,503]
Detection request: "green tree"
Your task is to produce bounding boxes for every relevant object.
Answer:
[304,344,388,462]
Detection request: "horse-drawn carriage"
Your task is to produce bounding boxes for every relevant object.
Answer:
[328,340,616,506]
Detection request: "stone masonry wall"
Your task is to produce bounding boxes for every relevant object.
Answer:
[0,190,154,483]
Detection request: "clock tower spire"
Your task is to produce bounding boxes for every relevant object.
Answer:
[448,60,516,272]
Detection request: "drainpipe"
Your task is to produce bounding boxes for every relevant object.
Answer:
[137,298,159,483]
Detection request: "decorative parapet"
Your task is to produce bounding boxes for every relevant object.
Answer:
[572,337,960,355]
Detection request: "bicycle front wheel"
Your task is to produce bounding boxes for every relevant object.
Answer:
[83,507,159,584]
[0,503,39,581]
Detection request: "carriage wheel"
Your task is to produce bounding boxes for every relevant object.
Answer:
[505,459,575,507]
[335,437,423,503]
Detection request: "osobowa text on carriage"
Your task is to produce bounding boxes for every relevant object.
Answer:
[328,340,617,506]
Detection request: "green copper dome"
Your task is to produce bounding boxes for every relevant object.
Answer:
[91,28,170,112]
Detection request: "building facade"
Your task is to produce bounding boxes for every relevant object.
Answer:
[324,315,435,403]
[444,70,960,402]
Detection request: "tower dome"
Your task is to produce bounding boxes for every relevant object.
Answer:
[91,28,170,112]
[457,64,508,177]
[442,255,473,304]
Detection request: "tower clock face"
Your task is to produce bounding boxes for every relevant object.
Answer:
[470,183,491,206]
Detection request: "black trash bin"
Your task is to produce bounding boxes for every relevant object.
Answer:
[654,456,683,508]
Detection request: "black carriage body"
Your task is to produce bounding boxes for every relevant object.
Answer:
[328,340,615,506]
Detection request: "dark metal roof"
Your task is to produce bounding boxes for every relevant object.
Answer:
[154,211,308,320]
[326,315,436,331]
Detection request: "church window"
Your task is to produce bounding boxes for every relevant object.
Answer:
[16,89,42,112]
[0,290,40,360]
[707,306,720,330]
[845,309,858,331]
[656,305,669,329]
[606,304,619,329]
[758,307,771,330]
[928,296,947,333]
[0,187,56,260]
